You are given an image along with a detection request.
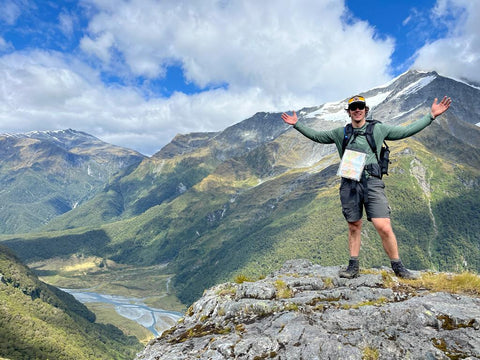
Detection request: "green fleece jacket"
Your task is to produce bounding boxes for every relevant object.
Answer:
[293,114,434,166]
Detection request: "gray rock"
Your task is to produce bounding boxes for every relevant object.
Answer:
[136,259,480,360]
[236,281,277,300]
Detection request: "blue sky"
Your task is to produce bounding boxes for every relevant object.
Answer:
[347,0,441,72]
[0,0,478,155]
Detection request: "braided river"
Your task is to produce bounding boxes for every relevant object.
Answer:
[63,289,183,336]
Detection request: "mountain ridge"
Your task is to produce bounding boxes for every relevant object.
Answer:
[0,128,145,234]
[1,70,479,307]
[0,70,478,358]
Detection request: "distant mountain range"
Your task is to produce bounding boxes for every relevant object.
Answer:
[0,129,145,233]
[1,70,479,307]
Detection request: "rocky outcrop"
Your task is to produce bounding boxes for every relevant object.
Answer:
[136,259,480,360]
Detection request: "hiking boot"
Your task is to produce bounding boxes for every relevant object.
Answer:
[339,259,359,279]
[391,261,416,279]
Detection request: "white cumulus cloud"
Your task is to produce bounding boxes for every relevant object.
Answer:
[0,0,22,25]
[80,0,394,99]
[412,0,480,83]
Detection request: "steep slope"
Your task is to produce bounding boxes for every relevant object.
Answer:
[0,244,142,359]
[0,129,145,234]
[2,70,479,307]
[167,131,480,304]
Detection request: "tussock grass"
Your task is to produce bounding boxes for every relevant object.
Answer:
[362,346,380,360]
[342,297,388,310]
[234,274,256,284]
[403,271,480,296]
[275,279,293,299]
[63,260,99,272]
[365,269,480,296]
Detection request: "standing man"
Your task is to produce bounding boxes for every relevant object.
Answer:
[281,95,451,279]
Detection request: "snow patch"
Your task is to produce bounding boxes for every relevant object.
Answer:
[304,90,391,122]
[371,69,430,90]
[241,130,258,141]
[437,75,480,91]
[395,75,436,98]
[365,91,392,108]
[306,101,346,122]
[391,104,422,119]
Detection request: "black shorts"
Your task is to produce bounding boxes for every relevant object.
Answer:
[339,177,391,222]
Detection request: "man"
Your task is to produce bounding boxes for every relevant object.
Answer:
[281,95,451,279]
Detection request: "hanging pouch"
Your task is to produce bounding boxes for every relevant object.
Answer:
[379,143,390,176]
[337,149,367,181]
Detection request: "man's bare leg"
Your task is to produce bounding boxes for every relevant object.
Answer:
[371,217,416,279]
[339,220,363,278]
[347,219,363,257]
[371,218,399,259]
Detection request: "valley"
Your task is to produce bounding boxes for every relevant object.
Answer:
[28,255,186,342]
[63,289,182,340]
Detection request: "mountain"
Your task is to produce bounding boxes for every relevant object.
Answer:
[2,70,480,307]
[0,244,142,359]
[0,129,145,234]
[38,111,290,232]
[136,259,480,360]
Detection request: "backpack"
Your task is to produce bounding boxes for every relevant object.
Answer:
[341,120,390,178]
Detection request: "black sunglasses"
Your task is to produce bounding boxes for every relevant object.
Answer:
[348,102,366,111]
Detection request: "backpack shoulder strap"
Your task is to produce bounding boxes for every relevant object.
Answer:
[341,123,353,157]
[365,120,380,157]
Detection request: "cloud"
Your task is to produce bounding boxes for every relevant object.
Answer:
[412,0,480,83]
[0,0,398,155]
[58,11,76,39]
[0,37,12,51]
[80,32,115,64]
[0,50,278,155]
[0,0,22,25]
[81,0,394,98]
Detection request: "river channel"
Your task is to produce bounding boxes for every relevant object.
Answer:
[62,289,183,336]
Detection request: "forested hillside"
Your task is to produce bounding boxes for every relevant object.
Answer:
[0,245,142,359]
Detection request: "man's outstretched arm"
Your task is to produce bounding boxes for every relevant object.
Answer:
[385,96,452,140]
[281,110,338,146]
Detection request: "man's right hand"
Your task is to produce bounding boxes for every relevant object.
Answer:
[430,96,452,118]
[281,111,298,125]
